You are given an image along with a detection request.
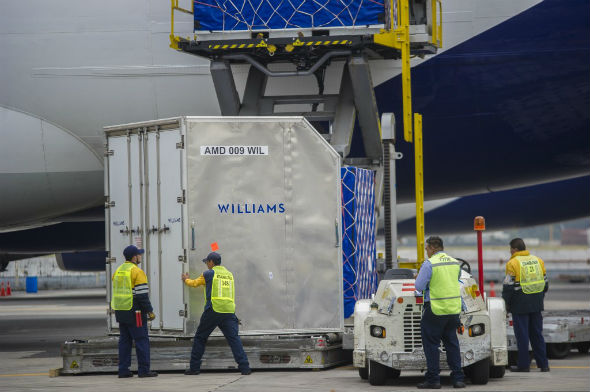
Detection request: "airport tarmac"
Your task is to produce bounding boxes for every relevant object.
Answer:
[0,285,588,392]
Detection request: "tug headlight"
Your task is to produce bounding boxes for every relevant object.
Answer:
[370,325,386,338]
[468,323,485,337]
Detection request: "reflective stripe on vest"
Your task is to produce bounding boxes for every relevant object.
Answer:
[429,252,462,315]
[516,255,545,294]
[111,263,134,311]
[208,266,235,314]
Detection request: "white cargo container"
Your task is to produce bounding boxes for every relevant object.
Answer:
[104,116,343,337]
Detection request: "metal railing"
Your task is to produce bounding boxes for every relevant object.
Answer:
[170,0,194,50]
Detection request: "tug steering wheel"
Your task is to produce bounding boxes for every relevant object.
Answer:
[457,258,471,274]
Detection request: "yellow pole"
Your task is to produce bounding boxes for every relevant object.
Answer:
[171,0,176,36]
[414,113,425,268]
[430,0,443,48]
[431,0,437,46]
[170,0,177,49]
[437,0,443,48]
[401,0,412,143]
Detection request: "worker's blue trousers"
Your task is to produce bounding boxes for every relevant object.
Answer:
[420,303,464,384]
[512,312,548,369]
[118,322,150,375]
[189,309,250,372]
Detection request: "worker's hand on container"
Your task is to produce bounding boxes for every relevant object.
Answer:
[148,312,156,321]
[181,272,189,282]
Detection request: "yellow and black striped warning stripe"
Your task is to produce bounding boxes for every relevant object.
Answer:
[205,36,360,51]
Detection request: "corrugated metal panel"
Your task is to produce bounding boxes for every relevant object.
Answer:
[185,117,343,335]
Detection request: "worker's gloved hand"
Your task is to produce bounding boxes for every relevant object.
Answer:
[181,272,190,282]
[148,312,156,321]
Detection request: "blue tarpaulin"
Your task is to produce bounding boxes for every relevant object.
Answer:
[194,0,385,31]
[341,167,378,318]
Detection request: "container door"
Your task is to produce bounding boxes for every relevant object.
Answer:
[145,131,162,330]
[129,132,144,250]
[106,134,143,331]
[158,130,185,330]
[145,129,185,331]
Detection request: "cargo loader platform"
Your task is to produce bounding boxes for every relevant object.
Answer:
[170,0,441,63]
[507,310,590,363]
[60,334,347,374]
[174,31,437,64]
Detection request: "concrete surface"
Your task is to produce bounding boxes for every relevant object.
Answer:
[0,286,588,391]
[0,353,588,392]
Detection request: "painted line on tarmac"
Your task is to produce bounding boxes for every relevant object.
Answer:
[341,365,590,370]
[0,372,48,377]
[547,366,590,369]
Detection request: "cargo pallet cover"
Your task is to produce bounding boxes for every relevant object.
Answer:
[194,0,386,31]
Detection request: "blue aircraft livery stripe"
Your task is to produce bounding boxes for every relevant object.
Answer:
[397,176,590,236]
[350,0,590,202]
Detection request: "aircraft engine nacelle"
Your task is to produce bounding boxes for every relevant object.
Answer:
[55,251,107,272]
[0,106,104,229]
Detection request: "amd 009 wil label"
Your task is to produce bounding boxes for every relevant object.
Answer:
[200,145,268,156]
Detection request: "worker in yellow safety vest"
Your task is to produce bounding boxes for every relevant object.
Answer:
[414,236,465,389]
[181,252,251,375]
[502,238,549,373]
[111,245,157,378]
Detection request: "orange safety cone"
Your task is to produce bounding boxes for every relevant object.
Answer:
[489,281,496,297]
[6,281,11,296]
[0,282,5,297]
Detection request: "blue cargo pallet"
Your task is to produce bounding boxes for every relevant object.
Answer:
[341,167,378,318]
[194,0,385,31]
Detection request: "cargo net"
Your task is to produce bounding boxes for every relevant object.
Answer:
[341,167,378,319]
[194,0,390,31]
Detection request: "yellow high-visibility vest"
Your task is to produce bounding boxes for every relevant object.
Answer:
[516,255,545,294]
[111,262,134,310]
[207,265,235,313]
[429,252,462,315]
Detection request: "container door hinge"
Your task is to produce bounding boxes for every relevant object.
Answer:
[177,190,186,204]
[104,149,114,157]
[104,196,115,208]
[105,200,116,209]
[176,136,185,149]
[179,303,188,317]
[178,249,187,263]
[106,257,116,264]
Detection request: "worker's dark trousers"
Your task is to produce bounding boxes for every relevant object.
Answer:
[512,312,548,369]
[118,322,150,375]
[420,302,464,384]
[189,308,250,372]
